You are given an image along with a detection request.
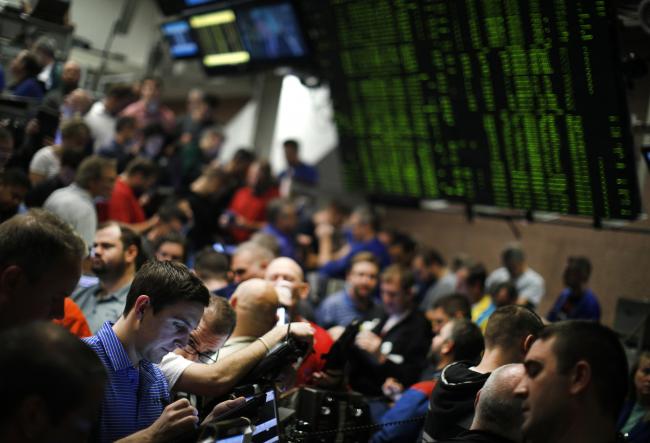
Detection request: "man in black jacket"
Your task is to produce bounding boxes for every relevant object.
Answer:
[348,264,432,418]
[437,364,526,443]
[422,305,544,441]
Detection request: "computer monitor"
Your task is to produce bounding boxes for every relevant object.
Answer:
[189,8,250,71]
[160,19,199,59]
[251,389,280,443]
[237,1,309,61]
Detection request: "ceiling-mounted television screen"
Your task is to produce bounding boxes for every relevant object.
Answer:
[237,2,308,60]
[160,19,199,59]
[188,0,310,75]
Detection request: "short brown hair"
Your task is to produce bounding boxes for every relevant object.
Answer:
[380,264,415,292]
[348,252,379,273]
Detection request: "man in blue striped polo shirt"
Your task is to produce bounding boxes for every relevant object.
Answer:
[84,260,235,442]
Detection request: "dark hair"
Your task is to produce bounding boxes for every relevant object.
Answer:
[60,147,85,169]
[0,322,106,424]
[19,51,42,78]
[283,139,299,151]
[628,350,650,404]
[381,264,415,293]
[266,198,294,226]
[0,209,86,281]
[0,168,30,191]
[490,282,518,305]
[141,75,163,89]
[502,245,525,266]
[449,319,485,363]
[389,231,417,255]
[466,263,487,291]
[116,116,137,133]
[419,248,446,267]
[96,222,143,270]
[106,84,134,100]
[251,160,276,196]
[484,305,543,350]
[202,93,219,109]
[432,294,471,319]
[154,233,186,261]
[125,157,158,179]
[539,321,628,420]
[123,260,209,315]
[60,118,91,141]
[232,148,256,164]
[157,203,188,225]
[75,156,115,189]
[194,247,229,281]
[564,256,592,284]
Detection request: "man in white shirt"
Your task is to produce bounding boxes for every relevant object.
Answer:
[85,84,134,151]
[485,244,545,308]
[44,156,116,250]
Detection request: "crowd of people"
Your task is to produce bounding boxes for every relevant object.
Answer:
[0,42,648,443]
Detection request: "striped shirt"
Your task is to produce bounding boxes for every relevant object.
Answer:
[84,322,170,443]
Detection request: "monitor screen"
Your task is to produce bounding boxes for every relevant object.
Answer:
[237,2,309,61]
[190,9,250,68]
[307,0,641,219]
[161,19,199,59]
[251,390,280,443]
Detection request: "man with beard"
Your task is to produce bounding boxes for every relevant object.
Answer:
[106,157,158,233]
[72,222,141,333]
[316,252,382,331]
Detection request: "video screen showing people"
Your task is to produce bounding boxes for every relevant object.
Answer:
[237,2,308,61]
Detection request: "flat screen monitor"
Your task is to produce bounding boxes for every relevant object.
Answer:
[189,0,310,74]
[237,2,309,61]
[251,389,280,443]
[190,8,250,70]
[160,19,199,59]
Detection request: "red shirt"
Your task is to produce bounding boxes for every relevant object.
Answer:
[108,177,146,224]
[295,321,334,386]
[228,186,279,243]
[53,298,92,338]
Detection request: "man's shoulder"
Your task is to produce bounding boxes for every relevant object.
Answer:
[321,290,347,307]
[71,279,101,299]
[523,267,544,283]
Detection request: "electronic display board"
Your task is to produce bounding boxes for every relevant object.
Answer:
[313,0,640,219]
[160,19,199,59]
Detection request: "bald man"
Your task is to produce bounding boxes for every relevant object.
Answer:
[231,242,275,284]
[437,364,526,443]
[218,279,280,359]
[265,257,334,385]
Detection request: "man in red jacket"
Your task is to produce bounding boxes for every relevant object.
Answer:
[107,157,158,233]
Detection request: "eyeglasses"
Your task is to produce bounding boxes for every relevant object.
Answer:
[187,340,218,364]
[231,268,247,276]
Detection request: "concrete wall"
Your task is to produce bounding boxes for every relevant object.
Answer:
[69,0,161,67]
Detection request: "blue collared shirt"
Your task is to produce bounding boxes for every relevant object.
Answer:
[316,288,381,329]
[71,280,131,334]
[319,237,391,280]
[84,322,170,443]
